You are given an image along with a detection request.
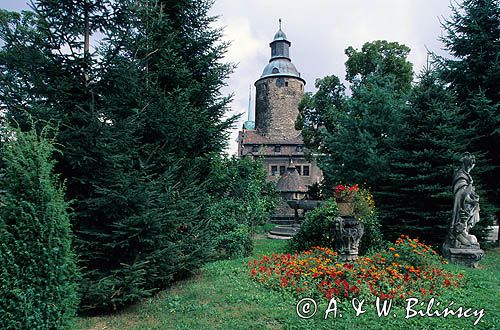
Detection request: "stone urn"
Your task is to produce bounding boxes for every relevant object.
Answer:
[332,216,364,261]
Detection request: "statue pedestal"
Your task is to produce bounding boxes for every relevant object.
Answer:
[442,244,484,268]
[332,217,364,261]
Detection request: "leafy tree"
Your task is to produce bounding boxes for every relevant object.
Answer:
[298,74,409,199]
[439,0,500,218]
[297,41,412,191]
[0,125,79,329]
[345,40,413,92]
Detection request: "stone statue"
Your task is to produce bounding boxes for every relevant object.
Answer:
[450,152,480,247]
[443,152,484,267]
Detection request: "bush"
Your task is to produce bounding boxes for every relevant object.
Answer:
[207,156,277,258]
[354,188,385,254]
[0,126,79,329]
[77,166,212,312]
[289,199,338,252]
[290,189,384,254]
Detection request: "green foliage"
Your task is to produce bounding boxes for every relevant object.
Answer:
[290,194,384,254]
[0,0,236,312]
[380,69,481,245]
[289,199,338,252]
[354,189,385,253]
[439,0,500,219]
[297,35,495,247]
[299,73,409,200]
[345,40,413,92]
[440,0,500,104]
[297,42,412,193]
[207,156,277,258]
[0,125,79,329]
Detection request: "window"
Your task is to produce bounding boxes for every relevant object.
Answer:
[252,145,259,153]
[296,145,303,152]
[272,67,279,74]
[274,145,281,153]
[303,165,310,176]
[285,81,289,87]
[295,166,301,175]
[279,165,286,175]
[271,165,278,176]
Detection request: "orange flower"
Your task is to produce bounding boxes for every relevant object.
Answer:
[394,253,400,258]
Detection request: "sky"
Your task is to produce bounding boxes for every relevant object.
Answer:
[1,0,455,154]
[209,0,454,154]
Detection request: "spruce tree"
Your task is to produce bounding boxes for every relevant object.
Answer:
[297,41,412,200]
[383,69,474,245]
[1,0,236,312]
[439,0,500,219]
[0,126,78,329]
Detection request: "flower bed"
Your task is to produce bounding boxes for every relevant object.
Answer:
[249,236,463,304]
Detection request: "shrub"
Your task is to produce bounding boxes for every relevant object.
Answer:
[290,189,384,254]
[207,156,277,258]
[0,126,79,329]
[289,199,338,252]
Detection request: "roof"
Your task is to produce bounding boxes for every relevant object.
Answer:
[259,59,303,82]
[239,130,304,145]
[273,28,288,41]
[276,165,307,192]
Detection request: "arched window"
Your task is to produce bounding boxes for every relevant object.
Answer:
[272,67,279,74]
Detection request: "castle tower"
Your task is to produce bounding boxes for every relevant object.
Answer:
[238,20,323,219]
[254,20,305,139]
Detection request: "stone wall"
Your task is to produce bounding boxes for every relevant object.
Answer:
[255,76,304,139]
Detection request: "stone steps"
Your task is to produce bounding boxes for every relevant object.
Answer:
[267,224,301,240]
[270,215,302,225]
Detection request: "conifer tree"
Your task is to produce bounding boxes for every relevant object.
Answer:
[439,0,500,218]
[297,41,411,199]
[383,69,474,244]
[1,0,236,312]
[0,125,78,329]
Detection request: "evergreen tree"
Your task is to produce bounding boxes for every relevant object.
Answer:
[439,0,500,218]
[383,69,474,245]
[1,0,236,312]
[0,125,79,329]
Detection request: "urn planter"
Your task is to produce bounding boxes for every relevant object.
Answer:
[336,201,354,217]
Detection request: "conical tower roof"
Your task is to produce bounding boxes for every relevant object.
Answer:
[276,165,307,193]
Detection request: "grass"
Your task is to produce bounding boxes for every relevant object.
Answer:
[76,237,500,330]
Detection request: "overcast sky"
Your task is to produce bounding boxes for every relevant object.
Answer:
[1,0,455,154]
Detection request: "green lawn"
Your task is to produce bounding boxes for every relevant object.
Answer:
[76,237,500,330]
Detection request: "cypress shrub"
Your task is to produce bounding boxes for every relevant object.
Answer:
[0,126,79,329]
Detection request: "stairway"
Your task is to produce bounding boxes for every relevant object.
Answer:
[267,224,301,240]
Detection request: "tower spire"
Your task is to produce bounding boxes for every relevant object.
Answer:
[247,84,252,121]
[279,18,282,30]
[243,84,255,130]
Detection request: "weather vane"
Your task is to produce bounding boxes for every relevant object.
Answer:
[279,18,282,30]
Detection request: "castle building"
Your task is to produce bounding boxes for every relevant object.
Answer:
[238,21,322,215]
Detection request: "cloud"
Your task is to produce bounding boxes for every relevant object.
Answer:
[210,0,453,154]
